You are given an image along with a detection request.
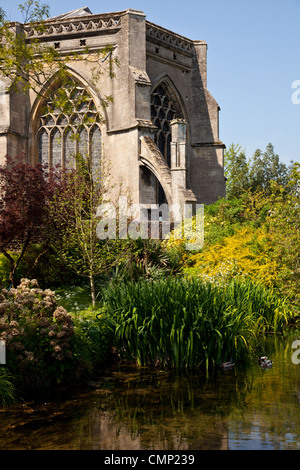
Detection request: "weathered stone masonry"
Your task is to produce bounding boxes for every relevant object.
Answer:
[0,7,226,210]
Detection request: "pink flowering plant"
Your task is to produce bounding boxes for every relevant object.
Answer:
[0,278,75,390]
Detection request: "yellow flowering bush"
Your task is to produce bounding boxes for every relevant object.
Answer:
[184,226,278,286]
[163,211,205,267]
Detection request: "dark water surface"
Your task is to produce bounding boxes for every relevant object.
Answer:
[1,333,300,450]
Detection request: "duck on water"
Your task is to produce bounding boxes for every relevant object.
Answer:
[258,356,273,368]
[218,357,273,370]
[218,361,236,369]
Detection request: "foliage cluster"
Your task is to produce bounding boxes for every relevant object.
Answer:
[171,157,300,312]
[265,170,300,306]
[101,278,292,371]
[224,142,293,199]
[0,246,81,290]
[72,314,115,377]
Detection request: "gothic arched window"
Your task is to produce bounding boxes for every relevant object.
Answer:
[151,83,183,168]
[37,79,102,171]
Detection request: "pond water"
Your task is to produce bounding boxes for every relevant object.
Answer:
[1,332,300,451]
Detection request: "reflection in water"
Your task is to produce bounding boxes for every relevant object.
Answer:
[1,334,300,450]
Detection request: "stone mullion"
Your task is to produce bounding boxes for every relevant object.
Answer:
[61,127,66,170]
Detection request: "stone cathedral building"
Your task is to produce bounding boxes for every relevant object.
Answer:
[0,7,225,214]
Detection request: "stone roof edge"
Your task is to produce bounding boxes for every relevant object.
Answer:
[146,20,206,46]
[24,9,145,26]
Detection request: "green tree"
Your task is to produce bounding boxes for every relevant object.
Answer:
[49,154,119,307]
[0,1,116,108]
[249,143,290,194]
[17,0,50,22]
[266,163,300,308]
[224,143,250,199]
[225,142,291,199]
[0,7,6,22]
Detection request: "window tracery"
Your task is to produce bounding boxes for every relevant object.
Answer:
[37,80,102,171]
[151,82,183,167]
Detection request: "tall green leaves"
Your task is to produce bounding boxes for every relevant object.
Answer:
[0,368,17,406]
[102,278,292,370]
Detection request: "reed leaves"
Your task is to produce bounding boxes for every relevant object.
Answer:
[102,278,292,370]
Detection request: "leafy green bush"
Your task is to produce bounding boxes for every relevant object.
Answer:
[103,238,176,282]
[72,314,115,377]
[0,253,19,287]
[17,245,82,288]
[0,246,82,291]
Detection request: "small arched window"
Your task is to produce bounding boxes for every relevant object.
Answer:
[37,79,102,171]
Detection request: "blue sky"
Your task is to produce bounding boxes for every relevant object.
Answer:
[1,0,300,164]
